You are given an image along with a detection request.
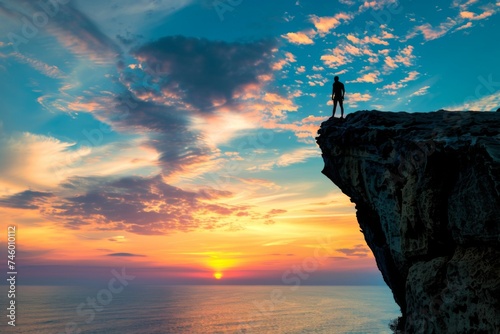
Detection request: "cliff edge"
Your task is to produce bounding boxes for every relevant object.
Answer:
[316,110,500,333]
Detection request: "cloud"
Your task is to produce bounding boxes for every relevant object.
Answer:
[346,31,395,46]
[336,244,370,257]
[381,46,415,72]
[132,36,276,111]
[281,31,315,45]
[384,56,398,69]
[410,86,430,97]
[459,9,495,20]
[408,18,457,41]
[259,147,320,170]
[90,37,278,178]
[236,177,282,191]
[321,53,351,68]
[265,115,328,143]
[401,71,420,83]
[272,51,296,71]
[306,73,328,87]
[274,147,320,167]
[0,132,84,192]
[407,2,497,42]
[106,253,146,257]
[379,82,405,91]
[2,174,255,235]
[268,209,287,215]
[321,43,363,68]
[321,39,383,69]
[452,0,479,10]
[0,126,163,194]
[296,66,306,74]
[455,21,474,31]
[394,45,415,66]
[445,91,500,111]
[0,2,122,63]
[348,93,372,102]
[348,70,382,83]
[0,190,53,209]
[12,53,66,79]
[309,13,353,36]
[377,71,420,95]
[359,0,398,11]
[73,0,194,45]
[102,95,214,177]
[263,93,298,115]
[108,236,128,242]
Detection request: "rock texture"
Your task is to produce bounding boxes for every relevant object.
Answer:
[316,110,500,333]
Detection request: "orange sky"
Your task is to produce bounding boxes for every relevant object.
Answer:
[0,174,383,285]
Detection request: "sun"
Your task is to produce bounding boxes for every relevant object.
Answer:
[213,272,223,280]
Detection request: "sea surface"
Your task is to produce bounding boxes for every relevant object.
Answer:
[1,285,400,333]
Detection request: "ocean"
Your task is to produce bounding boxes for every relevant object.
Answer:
[2,285,400,333]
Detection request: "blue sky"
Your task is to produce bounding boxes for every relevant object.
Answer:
[0,0,499,285]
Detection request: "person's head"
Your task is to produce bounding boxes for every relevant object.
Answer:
[334,76,339,82]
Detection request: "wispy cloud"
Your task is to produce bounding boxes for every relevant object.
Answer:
[106,253,146,257]
[256,147,320,171]
[407,2,498,42]
[270,147,320,169]
[445,91,500,111]
[12,53,66,79]
[401,70,420,83]
[407,18,457,41]
[410,85,431,97]
[455,21,474,31]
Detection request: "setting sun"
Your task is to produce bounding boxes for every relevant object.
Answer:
[213,272,223,280]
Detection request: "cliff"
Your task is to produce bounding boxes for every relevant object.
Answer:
[316,110,500,333]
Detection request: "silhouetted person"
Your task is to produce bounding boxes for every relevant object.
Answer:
[332,76,345,118]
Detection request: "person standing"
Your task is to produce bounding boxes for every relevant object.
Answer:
[332,76,345,118]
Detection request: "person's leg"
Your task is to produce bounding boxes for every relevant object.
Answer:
[333,100,337,117]
[339,100,344,118]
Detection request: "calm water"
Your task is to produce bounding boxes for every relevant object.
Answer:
[1,285,400,333]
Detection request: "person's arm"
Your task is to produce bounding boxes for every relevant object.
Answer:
[332,84,335,100]
[342,85,345,100]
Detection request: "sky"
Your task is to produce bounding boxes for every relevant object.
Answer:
[0,0,499,286]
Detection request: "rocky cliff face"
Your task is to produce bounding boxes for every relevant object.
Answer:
[316,110,500,333]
